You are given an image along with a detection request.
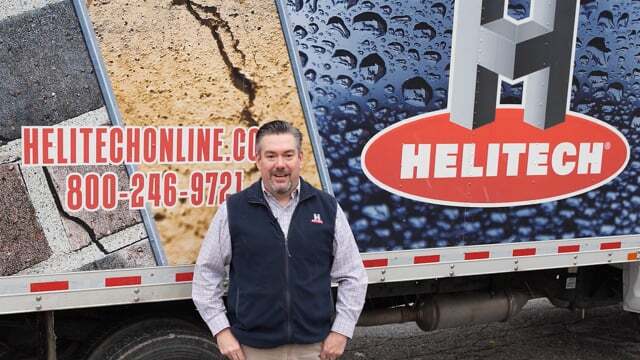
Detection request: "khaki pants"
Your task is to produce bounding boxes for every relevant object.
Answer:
[241,342,322,360]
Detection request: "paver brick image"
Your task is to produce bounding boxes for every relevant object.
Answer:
[0,0,158,275]
[47,165,142,242]
[80,240,155,270]
[0,164,51,275]
[0,0,103,144]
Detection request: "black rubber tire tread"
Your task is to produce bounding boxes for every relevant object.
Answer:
[86,318,222,360]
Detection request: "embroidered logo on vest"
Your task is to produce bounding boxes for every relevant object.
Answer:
[311,213,323,224]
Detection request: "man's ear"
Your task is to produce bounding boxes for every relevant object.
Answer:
[255,152,262,170]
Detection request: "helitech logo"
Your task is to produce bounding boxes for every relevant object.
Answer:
[361,0,630,207]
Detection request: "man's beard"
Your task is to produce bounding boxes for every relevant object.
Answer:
[270,172,293,194]
[272,180,293,194]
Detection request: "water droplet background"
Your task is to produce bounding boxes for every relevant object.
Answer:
[281,0,640,252]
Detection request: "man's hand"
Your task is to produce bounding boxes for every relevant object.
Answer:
[215,328,245,360]
[319,331,348,360]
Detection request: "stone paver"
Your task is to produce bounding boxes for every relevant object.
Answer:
[0,0,103,144]
[47,165,141,241]
[0,164,51,275]
[0,0,64,21]
[80,240,156,270]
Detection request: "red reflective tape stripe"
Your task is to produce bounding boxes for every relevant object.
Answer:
[512,248,536,257]
[558,245,580,253]
[176,272,194,282]
[414,255,440,264]
[363,259,388,268]
[600,242,621,250]
[464,251,490,260]
[105,276,141,287]
[30,281,69,292]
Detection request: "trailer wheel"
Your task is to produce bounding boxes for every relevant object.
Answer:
[86,318,222,360]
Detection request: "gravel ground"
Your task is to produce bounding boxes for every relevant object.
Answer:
[343,299,640,360]
[0,299,637,359]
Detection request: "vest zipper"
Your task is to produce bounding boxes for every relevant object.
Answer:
[261,201,294,342]
[284,241,292,342]
[285,204,305,342]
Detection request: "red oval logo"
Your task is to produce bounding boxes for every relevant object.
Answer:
[361,108,629,207]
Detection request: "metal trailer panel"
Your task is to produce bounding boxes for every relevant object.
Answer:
[0,266,194,315]
[1,234,639,315]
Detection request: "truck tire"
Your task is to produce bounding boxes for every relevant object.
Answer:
[85,318,222,360]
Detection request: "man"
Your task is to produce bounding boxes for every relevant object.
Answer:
[193,120,368,360]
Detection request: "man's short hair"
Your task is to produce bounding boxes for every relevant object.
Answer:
[255,120,303,153]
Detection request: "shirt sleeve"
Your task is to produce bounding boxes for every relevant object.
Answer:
[192,202,232,337]
[330,204,368,338]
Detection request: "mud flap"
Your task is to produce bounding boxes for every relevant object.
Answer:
[623,262,640,312]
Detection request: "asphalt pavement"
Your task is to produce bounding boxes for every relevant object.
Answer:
[344,299,640,360]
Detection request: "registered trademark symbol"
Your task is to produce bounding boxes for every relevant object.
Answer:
[605,142,611,150]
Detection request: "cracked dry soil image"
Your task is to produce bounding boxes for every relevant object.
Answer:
[89,0,320,264]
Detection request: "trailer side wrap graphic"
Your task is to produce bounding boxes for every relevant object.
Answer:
[361,0,629,207]
[449,0,577,130]
[277,0,640,251]
[0,0,160,276]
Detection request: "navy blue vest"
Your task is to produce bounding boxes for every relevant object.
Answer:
[226,179,337,348]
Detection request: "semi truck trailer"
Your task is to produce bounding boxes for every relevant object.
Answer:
[2,0,640,358]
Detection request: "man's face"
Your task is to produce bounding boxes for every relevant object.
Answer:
[256,133,303,198]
